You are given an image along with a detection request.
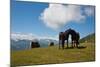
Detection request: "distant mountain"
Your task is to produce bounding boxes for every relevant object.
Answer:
[11,33,59,50]
[79,33,95,43]
[11,39,31,51]
[39,39,58,47]
[11,39,58,51]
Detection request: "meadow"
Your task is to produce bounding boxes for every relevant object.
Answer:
[11,42,95,66]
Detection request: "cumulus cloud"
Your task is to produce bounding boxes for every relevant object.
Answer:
[40,4,85,30]
[40,4,95,30]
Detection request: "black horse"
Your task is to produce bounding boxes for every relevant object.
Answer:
[59,28,80,49]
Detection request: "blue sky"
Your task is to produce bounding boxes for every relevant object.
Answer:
[11,0,95,39]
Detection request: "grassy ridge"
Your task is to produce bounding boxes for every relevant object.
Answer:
[80,33,95,43]
[11,43,95,66]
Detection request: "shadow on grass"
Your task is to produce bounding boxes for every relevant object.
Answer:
[77,46,86,49]
[65,47,74,49]
[64,46,86,49]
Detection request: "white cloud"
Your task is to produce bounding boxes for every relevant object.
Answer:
[11,33,37,41]
[11,33,58,41]
[14,1,95,30]
[40,4,85,30]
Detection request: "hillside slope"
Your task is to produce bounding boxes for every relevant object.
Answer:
[80,33,95,43]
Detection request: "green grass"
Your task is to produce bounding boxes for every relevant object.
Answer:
[11,42,95,66]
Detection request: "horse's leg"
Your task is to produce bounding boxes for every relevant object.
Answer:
[67,40,68,48]
[71,40,73,47]
[73,40,76,48]
[76,40,79,48]
[72,40,74,48]
[62,40,64,49]
[64,40,65,49]
[59,40,60,49]
[75,41,77,47]
[76,43,78,48]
